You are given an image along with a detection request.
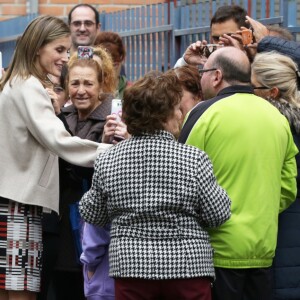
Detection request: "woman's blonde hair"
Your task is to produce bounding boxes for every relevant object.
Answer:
[0,15,70,91]
[252,51,300,107]
[69,46,116,94]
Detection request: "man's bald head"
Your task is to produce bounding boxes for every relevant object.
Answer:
[209,47,251,85]
[200,47,251,100]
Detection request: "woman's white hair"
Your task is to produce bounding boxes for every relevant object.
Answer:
[252,51,300,107]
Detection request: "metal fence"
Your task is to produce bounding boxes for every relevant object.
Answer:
[0,0,299,81]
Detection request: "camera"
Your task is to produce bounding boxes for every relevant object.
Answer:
[203,44,224,58]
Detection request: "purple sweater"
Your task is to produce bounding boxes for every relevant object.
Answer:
[80,223,114,300]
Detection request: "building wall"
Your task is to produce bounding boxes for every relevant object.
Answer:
[0,0,163,21]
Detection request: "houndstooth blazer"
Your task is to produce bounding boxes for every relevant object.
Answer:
[79,130,231,280]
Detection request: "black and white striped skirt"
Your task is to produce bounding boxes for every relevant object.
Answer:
[0,197,43,292]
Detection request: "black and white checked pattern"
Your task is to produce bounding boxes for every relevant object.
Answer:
[80,130,231,279]
[0,198,42,292]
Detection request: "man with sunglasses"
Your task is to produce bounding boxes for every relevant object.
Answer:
[68,4,101,55]
[178,46,298,300]
[174,5,249,68]
[210,5,248,44]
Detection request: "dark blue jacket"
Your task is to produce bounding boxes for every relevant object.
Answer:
[269,100,300,300]
[258,36,300,69]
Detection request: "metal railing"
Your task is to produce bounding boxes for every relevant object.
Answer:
[0,0,299,81]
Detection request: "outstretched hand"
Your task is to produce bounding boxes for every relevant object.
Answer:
[245,16,269,43]
[46,88,61,115]
[219,27,258,62]
[183,40,209,65]
[219,33,244,50]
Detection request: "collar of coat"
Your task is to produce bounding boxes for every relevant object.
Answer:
[268,98,300,134]
[133,130,176,141]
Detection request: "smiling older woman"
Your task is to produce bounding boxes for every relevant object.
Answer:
[79,70,231,300]
[53,56,128,299]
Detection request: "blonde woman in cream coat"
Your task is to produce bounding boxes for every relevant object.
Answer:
[0,15,111,300]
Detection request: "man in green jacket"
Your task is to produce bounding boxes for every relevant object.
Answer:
[178,46,298,300]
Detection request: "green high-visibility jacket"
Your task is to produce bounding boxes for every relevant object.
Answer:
[179,86,298,269]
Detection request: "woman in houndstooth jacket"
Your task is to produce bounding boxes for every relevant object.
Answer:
[79,70,231,300]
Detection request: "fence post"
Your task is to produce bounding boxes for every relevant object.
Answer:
[170,2,176,67]
[283,0,297,27]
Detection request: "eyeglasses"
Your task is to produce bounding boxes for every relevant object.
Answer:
[252,85,270,90]
[71,20,96,28]
[198,68,217,74]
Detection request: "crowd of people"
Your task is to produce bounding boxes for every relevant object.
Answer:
[0,3,299,300]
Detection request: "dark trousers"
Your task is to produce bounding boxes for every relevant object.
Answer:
[53,270,85,300]
[212,267,273,300]
[37,232,59,300]
[115,277,212,300]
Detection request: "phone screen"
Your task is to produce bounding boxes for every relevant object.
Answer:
[111,99,122,122]
[77,46,94,59]
[110,99,123,142]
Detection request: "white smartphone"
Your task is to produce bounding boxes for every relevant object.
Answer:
[111,99,122,122]
[110,99,123,142]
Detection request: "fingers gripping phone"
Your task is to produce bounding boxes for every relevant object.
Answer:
[111,99,124,142]
[77,46,94,59]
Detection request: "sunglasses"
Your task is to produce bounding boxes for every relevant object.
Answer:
[252,85,270,90]
[212,33,234,42]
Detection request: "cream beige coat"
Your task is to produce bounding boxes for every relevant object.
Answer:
[0,76,111,213]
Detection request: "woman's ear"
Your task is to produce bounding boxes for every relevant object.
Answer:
[270,86,280,99]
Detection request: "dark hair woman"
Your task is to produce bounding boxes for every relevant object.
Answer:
[79,70,231,300]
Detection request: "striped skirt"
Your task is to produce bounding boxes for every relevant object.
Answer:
[0,197,43,292]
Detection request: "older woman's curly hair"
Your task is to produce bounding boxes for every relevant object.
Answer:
[123,70,182,135]
[173,65,202,100]
[69,46,116,94]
